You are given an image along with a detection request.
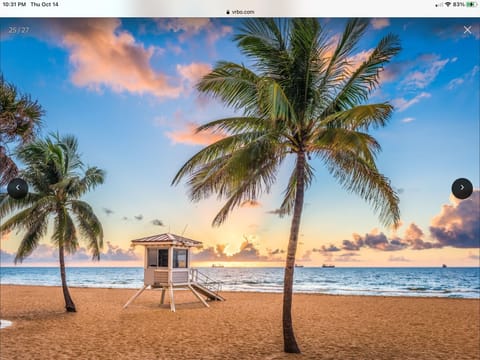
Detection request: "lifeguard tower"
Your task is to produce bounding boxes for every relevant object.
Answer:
[123,233,224,311]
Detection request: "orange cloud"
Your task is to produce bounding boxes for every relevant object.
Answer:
[177,63,211,84]
[166,122,226,146]
[240,200,262,208]
[53,19,182,98]
[371,18,390,30]
[1,230,12,241]
[156,18,232,44]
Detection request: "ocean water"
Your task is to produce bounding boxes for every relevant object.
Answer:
[0,267,479,299]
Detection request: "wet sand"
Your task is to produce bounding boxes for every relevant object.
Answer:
[0,285,479,359]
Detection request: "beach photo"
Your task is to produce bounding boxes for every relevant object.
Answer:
[1,17,479,359]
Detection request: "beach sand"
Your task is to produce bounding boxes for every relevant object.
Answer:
[0,285,479,360]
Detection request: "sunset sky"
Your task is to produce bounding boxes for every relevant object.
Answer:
[0,18,479,267]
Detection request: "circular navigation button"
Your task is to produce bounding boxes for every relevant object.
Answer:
[7,178,29,199]
[451,178,473,200]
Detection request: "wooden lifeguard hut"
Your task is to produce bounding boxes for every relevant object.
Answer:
[123,233,224,311]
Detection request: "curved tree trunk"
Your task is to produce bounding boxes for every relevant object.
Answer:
[282,151,306,353]
[59,245,76,312]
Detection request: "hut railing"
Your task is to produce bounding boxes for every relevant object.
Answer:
[189,268,222,295]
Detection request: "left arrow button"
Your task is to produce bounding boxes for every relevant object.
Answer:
[7,178,28,199]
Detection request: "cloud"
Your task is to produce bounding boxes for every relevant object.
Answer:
[0,242,141,263]
[240,200,262,208]
[313,245,341,253]
[371,18,390,30]
[177,63,211,85]
[156,18,233,44]
[333,192,479,253]
[392,92,431,112]
[0,249,15,263]
[102,241,140,261]
[401,57,449,89]
[268,248,285,256]
[47,19,183,98]
[433,23,480,40]
[429,190,480,248]
[388,255,410,262]
[403,223,441,250]
[341,237,363,251]
[468,252,480,260]
[192,239,282,262]
[151,219,164,226]
[447,65,480,90]
[301,250,312,262]
[1,230,12,241]
[103,208,114,216]
[134,214,143,221]
[334,252,361,262]
[166,122,227,146]
[348,49,374,70]
[158,18,211,35]
[341,230,407,252]
[401,117,415,123]
[446,78,464,90]
[266,209,284,215]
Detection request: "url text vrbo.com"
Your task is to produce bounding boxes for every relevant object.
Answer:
[226,9,255,15]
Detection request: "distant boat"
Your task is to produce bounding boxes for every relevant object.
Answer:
[322,264,335,268]
[295,264,304,268]
[212,264,224,268]
[442,264,447,268]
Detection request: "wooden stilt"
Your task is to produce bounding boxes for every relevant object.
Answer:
[188,285,209,308]
[160,288,166,305]
[123,284,148,309]
[169,285,175,312]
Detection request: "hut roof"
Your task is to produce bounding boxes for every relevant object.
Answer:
[131,233,202,247]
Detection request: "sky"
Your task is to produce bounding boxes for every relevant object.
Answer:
[0,18,479,267]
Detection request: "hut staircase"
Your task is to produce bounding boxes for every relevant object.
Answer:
[189,269,225,301]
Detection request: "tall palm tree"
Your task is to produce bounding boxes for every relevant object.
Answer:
[0,133,105,312]
[172,18,401,353]
[0,75,45,186]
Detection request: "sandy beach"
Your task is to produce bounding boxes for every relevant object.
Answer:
[0,285,479,360]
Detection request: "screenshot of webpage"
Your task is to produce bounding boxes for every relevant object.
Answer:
[1,1,479,359]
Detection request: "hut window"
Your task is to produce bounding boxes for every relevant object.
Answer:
[147,248,157,267]
[158,249,169,267]
[173,249,187,268]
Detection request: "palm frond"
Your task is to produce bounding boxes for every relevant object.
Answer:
[318,19,369,93]
[13,208,49,263]
[322,149,400,227]
[234,18,291,76]
[319,103,393,131]
[278,159,315,216]
[0,195,55,234]
[172,131,269,186]
[71,200,103,260]
[311,128,381,165]
[321,33,401,115]
[0,192,42,219]
[196,116,267,135]
[209,144,284,226]
[196,62,260,115]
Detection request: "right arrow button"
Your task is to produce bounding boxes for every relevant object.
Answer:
[452,178,473,200]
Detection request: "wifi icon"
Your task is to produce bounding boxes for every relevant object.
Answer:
[445,1,451,6]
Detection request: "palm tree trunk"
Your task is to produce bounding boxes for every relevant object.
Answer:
[282,151,306,353]
[59,245,76,312]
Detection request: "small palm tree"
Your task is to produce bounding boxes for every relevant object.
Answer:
[0,133,105,312]
[0,75,45,186]
[173,19,401,353]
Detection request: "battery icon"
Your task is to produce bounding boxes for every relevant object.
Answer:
[466,1,478,6]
